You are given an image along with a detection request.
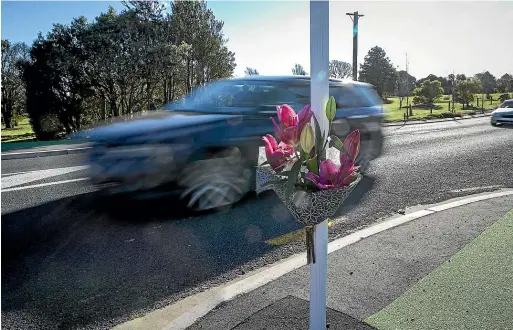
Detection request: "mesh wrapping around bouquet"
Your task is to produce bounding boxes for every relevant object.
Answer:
[256,166,362,226]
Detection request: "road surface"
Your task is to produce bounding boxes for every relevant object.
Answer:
[1,117,512,330]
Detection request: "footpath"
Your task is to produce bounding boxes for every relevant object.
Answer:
[114,191,513,330]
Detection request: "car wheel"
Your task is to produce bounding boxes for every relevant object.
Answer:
[179,146,257,212]
[491,122,498,127]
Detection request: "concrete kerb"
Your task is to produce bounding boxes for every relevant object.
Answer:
[112,188,513,330]
[382,112,491,127]
[1,146,92,160]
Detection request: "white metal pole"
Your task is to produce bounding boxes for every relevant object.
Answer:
[309,1,330,329]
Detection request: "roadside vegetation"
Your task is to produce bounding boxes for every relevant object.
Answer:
[2,1,513,144]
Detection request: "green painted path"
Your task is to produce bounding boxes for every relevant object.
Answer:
[366,209,513,330]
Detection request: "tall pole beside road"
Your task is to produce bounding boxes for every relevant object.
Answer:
[346,11,364,81]
[310,1,329,329]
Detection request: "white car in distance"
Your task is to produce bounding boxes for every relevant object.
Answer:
[491,99,513,126]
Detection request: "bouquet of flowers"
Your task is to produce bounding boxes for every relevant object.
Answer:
[256,97,362,262]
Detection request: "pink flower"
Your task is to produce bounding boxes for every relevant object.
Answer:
[305,158,359,190]
[262,134,294,171]
[276,104,298,128]
[271,104,314,146]
[343,129,360,160]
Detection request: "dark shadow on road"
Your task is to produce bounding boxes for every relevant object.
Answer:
[1,192,302,330]
[337,175,376,215]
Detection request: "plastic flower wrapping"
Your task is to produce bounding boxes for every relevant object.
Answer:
[256,96,362,229]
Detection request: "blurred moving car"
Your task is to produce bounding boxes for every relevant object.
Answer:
[81,76,384,211]
[491,99,513,126]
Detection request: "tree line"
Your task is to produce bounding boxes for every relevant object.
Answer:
[4,3,513,140]
[355,46,513,109]
[244,60,352,79]
[246,46,513,109]
[1,0,236,139]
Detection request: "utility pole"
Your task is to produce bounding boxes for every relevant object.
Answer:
[346,11,364,81]
[405,52,409,108]
[452,70,456,112]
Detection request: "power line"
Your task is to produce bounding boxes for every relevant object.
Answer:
[346,11,364,81]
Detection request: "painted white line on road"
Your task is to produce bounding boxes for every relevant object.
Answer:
[1,165,88,189]
[2,178,88,192]
[112,189,513,330]
[427,190,513,212]
[1,178,89,192]
[450,185,503,193]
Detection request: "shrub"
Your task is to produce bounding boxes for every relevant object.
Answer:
[466,111,476,116]
[454,112,463,117]
[413,96,426,104]
[499,93,511,102]
[441,112,455,118]
[382,98,394,104]
[443,95,450,101]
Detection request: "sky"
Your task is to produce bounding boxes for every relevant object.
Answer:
[2,1,513,80]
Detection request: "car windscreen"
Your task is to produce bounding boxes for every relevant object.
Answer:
[167,80,300,112]
[500,100,513,108]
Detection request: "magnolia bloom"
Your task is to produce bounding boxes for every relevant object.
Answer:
[262,134,294,171]
[271,104,313,146]
[305,158,359,190]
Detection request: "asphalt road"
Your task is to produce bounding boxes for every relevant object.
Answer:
[2,117,513,330]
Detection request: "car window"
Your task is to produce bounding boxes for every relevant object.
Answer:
[168,80,300,111]
[287,85,352,108]
[500,101,513,108]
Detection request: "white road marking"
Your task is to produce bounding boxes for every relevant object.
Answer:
[1,165,88,189]
[1,178,89,192]
[450,185,503,193]
[112,189,513,330]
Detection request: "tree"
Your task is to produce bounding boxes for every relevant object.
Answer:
[418,74,451,95]
[244,67,259,76]
[395,70,416,108]
[456,78,481,108]
[18,0,236,139]
[358,46,397,98]
[474,71,496,96]
[292,63,307,76]
[456,74,467,82]
[413,79,444,104]
[328,60,351,79]
[1,40,29,128]
[497,73,513,93]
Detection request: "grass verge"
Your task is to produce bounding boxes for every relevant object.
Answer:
[365,209,513,330]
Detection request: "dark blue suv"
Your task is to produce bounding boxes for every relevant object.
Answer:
[83,76,384,211]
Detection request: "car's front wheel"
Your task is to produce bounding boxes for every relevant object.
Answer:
[179,145,258,212]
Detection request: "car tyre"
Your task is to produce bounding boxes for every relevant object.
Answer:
[179,145,258,212]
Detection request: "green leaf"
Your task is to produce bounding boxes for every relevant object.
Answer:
[285,159,302,200]
[325,96,337,121]
[312,115,323,155]
[329,135,344,150]
[306,155,319,175]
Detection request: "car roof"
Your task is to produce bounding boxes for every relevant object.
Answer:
[229,75,374,88]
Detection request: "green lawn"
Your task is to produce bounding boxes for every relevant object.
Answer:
[383,93,505,122]
[1,117,85,152]
[366,209,513,330]
[1,117,36,143]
